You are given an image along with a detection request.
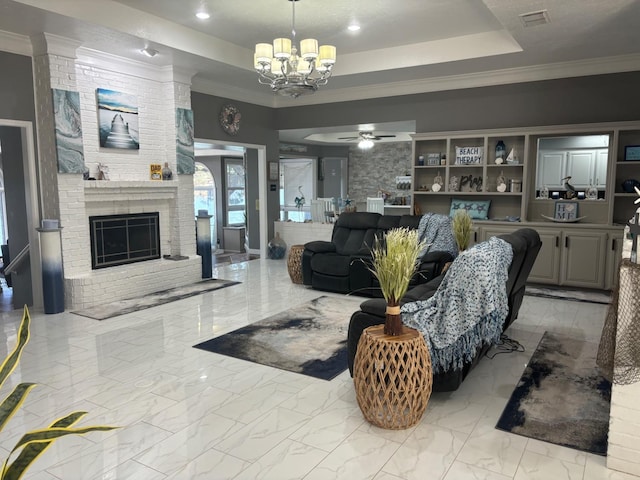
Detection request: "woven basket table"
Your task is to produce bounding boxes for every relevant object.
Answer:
[287,244,305,284]
[353,324,432,429]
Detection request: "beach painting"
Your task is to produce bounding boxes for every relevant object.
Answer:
[97,88,139,149]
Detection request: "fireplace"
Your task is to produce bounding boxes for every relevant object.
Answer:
[89,212,160,269]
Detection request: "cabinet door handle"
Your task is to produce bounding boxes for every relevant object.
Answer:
[565,236,569,248]
[556,236,559,248]
[612,238,617,251]
[474,231,477,242]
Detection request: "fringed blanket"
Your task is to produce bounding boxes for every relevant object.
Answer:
[417,213,458,258]
[401,237,513,373]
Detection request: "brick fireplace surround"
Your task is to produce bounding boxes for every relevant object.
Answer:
[31,35,202,311]
[62,179,201,311]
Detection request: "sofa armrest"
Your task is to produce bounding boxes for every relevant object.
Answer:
[304,240,336,254]
[358,298,388,317]
[413,251,454,284]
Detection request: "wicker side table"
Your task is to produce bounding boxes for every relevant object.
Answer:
[287,244,305,284]
[353,325,432,429]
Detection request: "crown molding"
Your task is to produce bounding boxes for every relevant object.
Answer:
[270,53,640,107]
[31,33,82,57]
[0,30,31,56]
[75,48,195,83]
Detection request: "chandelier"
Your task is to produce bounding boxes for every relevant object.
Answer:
[253,0,336,98]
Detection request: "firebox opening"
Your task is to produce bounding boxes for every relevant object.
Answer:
[89,212,160,269]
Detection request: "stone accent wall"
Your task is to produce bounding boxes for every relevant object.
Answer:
[347,142,412,209]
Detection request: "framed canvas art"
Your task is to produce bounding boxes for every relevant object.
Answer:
[96,88,139,149]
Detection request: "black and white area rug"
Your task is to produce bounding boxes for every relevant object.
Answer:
[525,285,611,304]
[72,278,240,320]
[193,296,362,380]
[496,332,611,455]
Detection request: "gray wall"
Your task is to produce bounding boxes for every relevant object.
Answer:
[193,72,640,243]
[0,52,36,122]
[192,92,280,241]
[274,72,640,133]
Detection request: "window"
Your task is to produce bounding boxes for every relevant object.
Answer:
[225,158,245,226]
[193,162,216,243]
[279,158,314,222]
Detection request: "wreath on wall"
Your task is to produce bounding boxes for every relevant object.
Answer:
[219,104,241,136]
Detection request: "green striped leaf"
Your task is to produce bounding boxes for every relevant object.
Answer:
[0,383,36,433]
[0,307,30,391]
[1,412,102,480]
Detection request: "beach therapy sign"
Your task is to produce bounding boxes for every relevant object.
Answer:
[455,146,483,165]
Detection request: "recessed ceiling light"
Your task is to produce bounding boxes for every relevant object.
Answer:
[140,47,158,57]
[348,24,360,32]
[196,11,210,20]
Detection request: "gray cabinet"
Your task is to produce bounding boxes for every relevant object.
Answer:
[482,225,607,288]
[527,229,562,284]
[562,231,607,288]
[605,232,624,290]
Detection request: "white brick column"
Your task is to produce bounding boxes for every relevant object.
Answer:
[31,33,83,222]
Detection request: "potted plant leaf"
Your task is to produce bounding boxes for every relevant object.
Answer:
[369,228,426,336]
[0,306,117,480]
[452,209,473,252]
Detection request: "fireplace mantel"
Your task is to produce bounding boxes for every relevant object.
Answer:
[84,181,178,203]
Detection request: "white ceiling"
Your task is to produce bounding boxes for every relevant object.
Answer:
[1,0,640,143]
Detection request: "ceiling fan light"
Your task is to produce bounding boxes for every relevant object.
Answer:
[318,45,336,64]
[300,39,318,59]
[273,38,292,58]
[255,43,273,63]
[358,139,374,149]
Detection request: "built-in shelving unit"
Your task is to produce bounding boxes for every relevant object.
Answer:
[412,131,527,220]
[411,122,640,289]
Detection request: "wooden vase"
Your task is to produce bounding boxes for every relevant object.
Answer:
[384,304,403,336]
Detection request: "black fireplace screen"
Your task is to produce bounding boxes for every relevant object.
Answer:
[89,212,160,269]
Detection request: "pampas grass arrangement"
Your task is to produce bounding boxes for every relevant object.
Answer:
[452,209,473,252]
[369,228,426,335]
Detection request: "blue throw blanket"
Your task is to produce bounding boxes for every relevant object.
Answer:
[401,237,513,373]
[417,213,458,259]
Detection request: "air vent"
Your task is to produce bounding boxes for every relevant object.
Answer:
[519,9,550,27]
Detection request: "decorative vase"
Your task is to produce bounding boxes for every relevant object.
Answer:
[449,175,460,192]
[384,303,403,336]
[162,162,173,180]
[622,179,640,193]
[495,140,506,162]
[267,232,287,259]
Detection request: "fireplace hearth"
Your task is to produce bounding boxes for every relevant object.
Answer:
[89,212,160,269]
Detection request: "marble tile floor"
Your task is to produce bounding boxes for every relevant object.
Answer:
[0,259,632,480]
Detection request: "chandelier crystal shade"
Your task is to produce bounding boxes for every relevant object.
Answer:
[254,0,336,98]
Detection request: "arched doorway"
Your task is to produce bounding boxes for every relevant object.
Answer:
[194,162,217,250]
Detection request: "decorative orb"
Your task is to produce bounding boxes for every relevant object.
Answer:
[431,183,441,192]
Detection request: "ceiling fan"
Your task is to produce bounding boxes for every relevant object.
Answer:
[337,131,397,141]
